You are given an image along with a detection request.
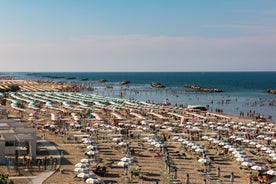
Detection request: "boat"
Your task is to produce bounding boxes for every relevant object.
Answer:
[120,80,130,85]
[151,82,165,88]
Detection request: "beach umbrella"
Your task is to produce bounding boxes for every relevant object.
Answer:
[112,137,122,142]
[81,158,95,163]
[266,170,276,176]
[75,163,89,168]
[195,148,205,153]
[269,153,276,157]
[241,161,253,167]
[85,178,103,184]
[87,145,98,150]
[251,165,267,171]
[85,150,98,156]
[121,157,133,162]
[223,145,231,149]
[265,149,274,154]
[74,167,89,172]
[236,157,248,162]
[117,161,131,167]
[118,142,128,146]
[198,158,212,164]
[77,173,93,179]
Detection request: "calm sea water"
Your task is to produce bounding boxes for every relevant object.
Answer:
[5,72,276,121]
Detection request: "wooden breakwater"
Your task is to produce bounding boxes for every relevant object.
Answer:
[267,89,276,94]
[184,84,223,93]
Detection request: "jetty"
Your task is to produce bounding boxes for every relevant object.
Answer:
[184,84,223,92]
[99,79,107,83]
[120,80,130,85]
[150,82,165,88]
[267,89,276,94]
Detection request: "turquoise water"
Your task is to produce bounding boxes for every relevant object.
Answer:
[6,72,276,120]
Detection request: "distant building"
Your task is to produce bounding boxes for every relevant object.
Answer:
[0,119,36,164]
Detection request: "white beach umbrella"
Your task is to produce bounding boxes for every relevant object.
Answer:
[85,178,103,184]
[87,145,98,150]
[229,147,236,151]
[234,153,247,158]
[74,167,89,172]
[195,148,205,153]
[261,147,268,151]
[249,141,257,145]
[75,163,89,168]
[121,156,133,162]
[85,150,98,156]
[198,158,212,164]
[256,144,263,148]
[241,161,253,167]
[269,153,276,157]
[266,170,276,176]
[81,158,95,163]
[223,145,231,149]
[242,139,250,143]
[117,161,130,167]
[112,137,122,142]
[77,173,93,179]
[265,149,274,154]
[236,157,248,162]
[251,165,267,171]
[118,142,128,146]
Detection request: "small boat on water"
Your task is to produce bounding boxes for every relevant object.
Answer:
[120,80,130,85]
[151,82,165,88]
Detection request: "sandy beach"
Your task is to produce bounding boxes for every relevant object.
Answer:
[0,80,275,184]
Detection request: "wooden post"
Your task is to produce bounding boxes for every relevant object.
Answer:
[186,173,190,184]
[230,172,234,184]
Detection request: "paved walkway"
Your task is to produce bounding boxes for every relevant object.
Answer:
[8,139,61,184]
[28,139,61,184]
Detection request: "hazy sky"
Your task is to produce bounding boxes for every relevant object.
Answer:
[0,0,276,72]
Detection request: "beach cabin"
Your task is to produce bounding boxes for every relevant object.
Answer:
[0,120,36,164]
[0,105,8,119]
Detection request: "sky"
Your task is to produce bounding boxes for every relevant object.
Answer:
[0,0,276,72]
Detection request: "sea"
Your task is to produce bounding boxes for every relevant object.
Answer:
[3,72,276,121]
